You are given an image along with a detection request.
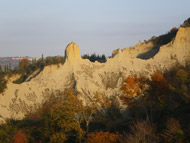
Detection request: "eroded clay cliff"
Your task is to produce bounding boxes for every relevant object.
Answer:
[0,27,190,123]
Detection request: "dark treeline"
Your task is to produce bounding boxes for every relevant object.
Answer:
[147,27,178,46]
[82,53,106,63]
[181,17,190,27]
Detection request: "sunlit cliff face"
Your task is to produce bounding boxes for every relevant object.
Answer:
[65,42,82,64]
[0,27,190,123]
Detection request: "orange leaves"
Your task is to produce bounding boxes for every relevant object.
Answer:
[56,57,64,63]
[57,57,62,63]
[85,131,120,143]
[151,72,166,85]
[13,130,27,143]
[19,58,29,68]
[150,72,168,95]
[170,27,177,32]
[121,75,144,97]
[120,75,146,105]
[121,73,168,98]
[121,72,169,105]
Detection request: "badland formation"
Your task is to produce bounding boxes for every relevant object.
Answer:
[0,24,190,123]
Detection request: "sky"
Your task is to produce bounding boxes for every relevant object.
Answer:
[0,0,190,57]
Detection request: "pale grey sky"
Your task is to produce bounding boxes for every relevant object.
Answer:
[0,0,189,57]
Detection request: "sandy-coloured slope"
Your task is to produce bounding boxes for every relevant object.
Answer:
[0,27,190,123]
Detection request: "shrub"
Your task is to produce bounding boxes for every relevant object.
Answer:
[161,118,184,143]
[181,17,190,27]
[13,130,27,143]
[0,73,7,93]
[120,120,158,143]
[85,131,120,143]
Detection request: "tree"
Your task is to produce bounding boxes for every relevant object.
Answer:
[170,27,177,32]
[57,57,62,63]
[176,69,188,83]
[82,53,106,63]
[149,72,167,95]
[26,89,98,142]
[120,120,158,143]
[149,72,169,99]
[77,104,96,134]
[42,90,86,143]
[42,54,44,61]
[19,58,29,68]
[85,131,120,143]
[120,75,146,106]
[0,122,14,143]
[181,17,190,27]
[0,74,7,93]
[161,118,184,143]
[121,75,141,97]
[145,72,169,122]
[8,63,11,70]
[13,130,27,143]
[4,65,8,72]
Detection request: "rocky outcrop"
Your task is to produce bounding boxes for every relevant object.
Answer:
[65,42,82,64]
[0,27,190,123]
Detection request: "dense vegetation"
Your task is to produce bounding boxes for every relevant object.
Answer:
[0,64,189,143]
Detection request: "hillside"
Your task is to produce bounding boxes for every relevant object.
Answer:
[0,19,190,142]
[0,24,190,124]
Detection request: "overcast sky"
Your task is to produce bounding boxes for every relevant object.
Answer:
[0,0,189,57]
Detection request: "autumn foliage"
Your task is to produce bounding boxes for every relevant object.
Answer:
[57,57,62,63]
[13,130,27,143]
[120,75,146,106]
[85,131,120,143]
[161,118,184,143]
[120,121,158,143]
[0,65,190,143]
[121,75,145,97]
[19,58,29,68]
[150,72,169,96]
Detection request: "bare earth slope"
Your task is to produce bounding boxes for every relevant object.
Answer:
[0,27,190,123]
